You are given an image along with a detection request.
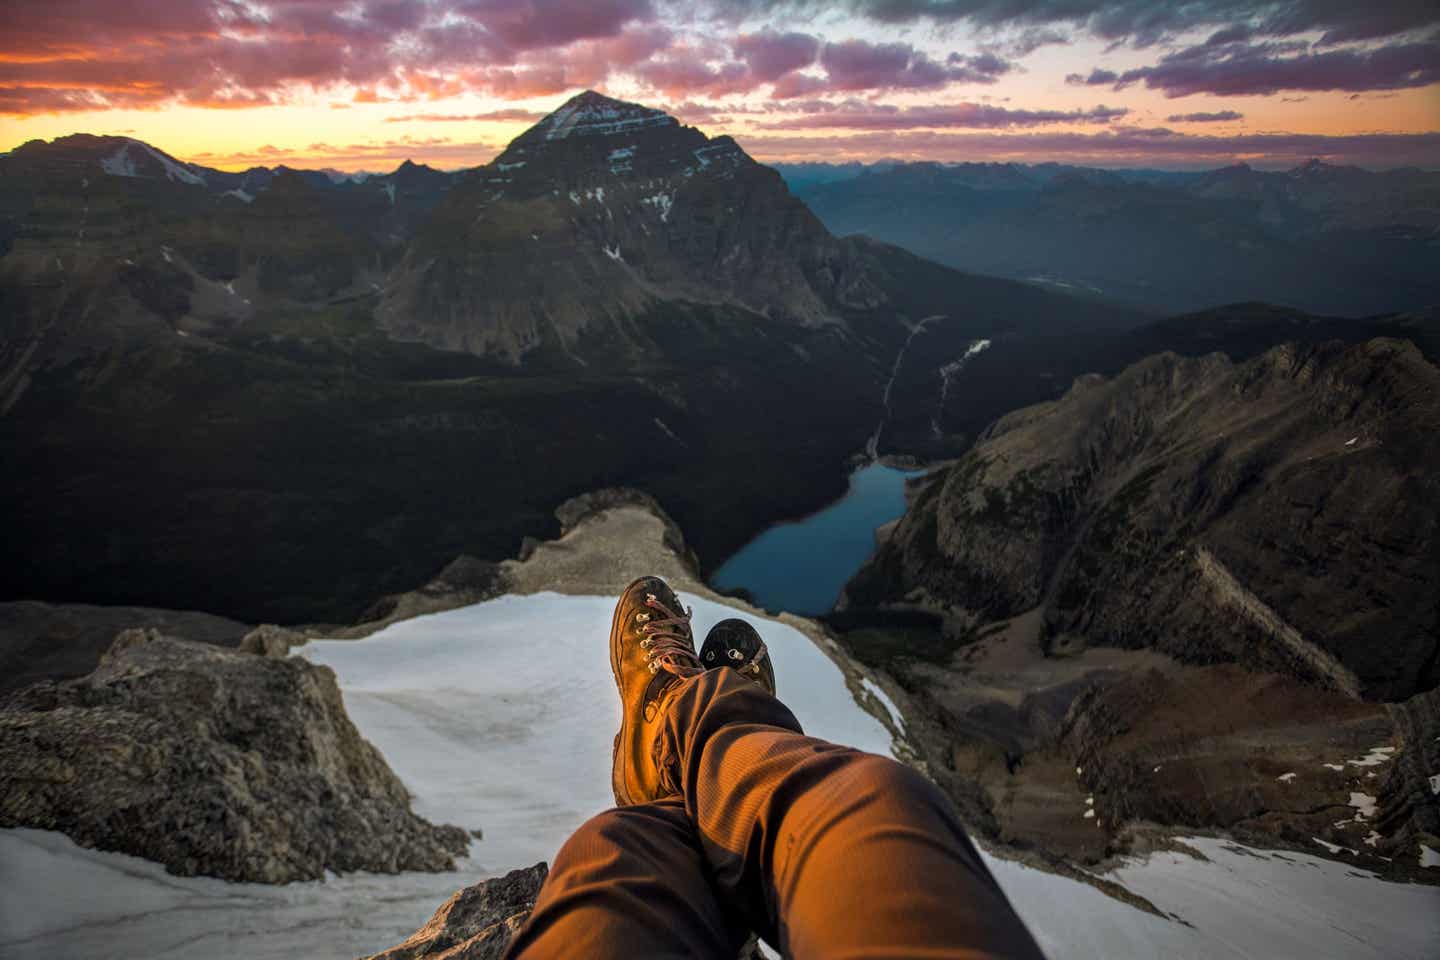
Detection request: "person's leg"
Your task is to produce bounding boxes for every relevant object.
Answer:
[657,668,1045,960]
[504,797,748,960]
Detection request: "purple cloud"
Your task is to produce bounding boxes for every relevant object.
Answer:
[1166,110,1244,122]
[757,101,1130,129]
[1116,37,1440,96]
[818,39,1012,93]
[733,30,820,81]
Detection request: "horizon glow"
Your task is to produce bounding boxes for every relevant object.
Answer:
[1,1,1436,172]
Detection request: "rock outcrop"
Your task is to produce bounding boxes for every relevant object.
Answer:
[1375,685,1440,862]
[848,338,1440,702]
[362,863,548,960]
[0,629,470,882]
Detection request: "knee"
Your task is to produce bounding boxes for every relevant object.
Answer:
[552,803,689,872]
[549,807,630,872]
[845,754,954,816]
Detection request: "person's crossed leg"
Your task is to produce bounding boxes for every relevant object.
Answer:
[504,576,1044,959]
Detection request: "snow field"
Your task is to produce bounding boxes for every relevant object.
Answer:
[2,592,1436,959]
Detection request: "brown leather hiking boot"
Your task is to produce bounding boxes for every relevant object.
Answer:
[609,576,703,806]
[700,618,775,695]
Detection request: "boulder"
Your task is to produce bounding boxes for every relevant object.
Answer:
[361,863,548,960]
[0,630,470,883]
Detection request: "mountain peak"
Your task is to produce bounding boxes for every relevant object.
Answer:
[519,89,677,144]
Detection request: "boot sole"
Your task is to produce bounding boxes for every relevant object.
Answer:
[608,575,652,807]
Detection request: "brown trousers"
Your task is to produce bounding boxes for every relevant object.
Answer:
[505,668,1044,959]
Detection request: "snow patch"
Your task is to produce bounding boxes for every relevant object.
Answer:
[933,338,992,435]
[383,182,396,205]
[652,417,680,443]
[539,100,673,141]
[1346,746,1395,768]
[1428,773,1440,795]
[99,143,137,177]
[1277,772,1297,783]
[1348,792,1378,820]
[223,188,254,204]
[1422,844,1440,868]
[859,676,905,733]
[139,141,206,185]
[5,592,1439,959]
[602,243,623,262]
[496,160,526,171]
[642,192,674,222]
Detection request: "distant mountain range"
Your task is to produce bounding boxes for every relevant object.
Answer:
[1,93,1433,622]
[777,159,1440,317]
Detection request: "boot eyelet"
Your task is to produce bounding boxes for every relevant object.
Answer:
[648,662,659,673]
[640,638,651,648]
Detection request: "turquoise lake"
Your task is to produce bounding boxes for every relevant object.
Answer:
[709,463,924,614]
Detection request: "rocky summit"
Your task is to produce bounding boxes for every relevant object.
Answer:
[381,90,876,360]
[0,627,470,883]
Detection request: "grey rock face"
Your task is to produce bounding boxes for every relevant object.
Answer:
[361,862,547,960]
[379,90,883,362]
[848,338,1440,701]
[0,630,470,882]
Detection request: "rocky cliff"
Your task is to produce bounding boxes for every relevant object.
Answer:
[847,337,1440,702]
[0,628,470,882]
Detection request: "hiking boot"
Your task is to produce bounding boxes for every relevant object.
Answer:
[610,576,703,806]
[700,618,775,696]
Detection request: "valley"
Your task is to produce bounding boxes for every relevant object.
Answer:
[2,88,1438,960]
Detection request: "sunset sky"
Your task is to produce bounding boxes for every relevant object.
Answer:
[2,1,1437,172]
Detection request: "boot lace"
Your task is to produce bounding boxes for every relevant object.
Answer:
[639,593,703,678]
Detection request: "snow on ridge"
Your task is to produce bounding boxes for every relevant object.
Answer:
[99,143,137,178]
[99,139,206,185]
[223,188,254,204]
[138,141,206,185]
[859,676,905,733]
[541,100,674,141]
